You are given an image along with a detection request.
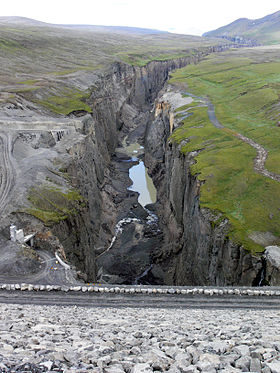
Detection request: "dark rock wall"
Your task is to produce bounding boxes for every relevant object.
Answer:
[48,44,259,284]
[145,100,262,286]
[55,56,206,281]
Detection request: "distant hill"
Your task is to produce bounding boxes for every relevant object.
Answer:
[0,16,48,26]
[0,16,166,35]
[0,14,227,104]
[59,25,167,35]
[203,10,280,45]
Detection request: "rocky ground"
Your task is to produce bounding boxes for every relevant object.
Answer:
[0,304,279,372]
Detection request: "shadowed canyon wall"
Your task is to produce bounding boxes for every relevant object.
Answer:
[145,102,263,286]
[33,45,267,285]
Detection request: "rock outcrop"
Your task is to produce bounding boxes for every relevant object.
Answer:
[265,246,280,285]
[3,43,269,286]
[16,56,208,282]
[145,91,263,286]
[43,53,219,282]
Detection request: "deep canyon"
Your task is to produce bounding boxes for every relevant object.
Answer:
[23,51,269,287]
[1,45,278,287]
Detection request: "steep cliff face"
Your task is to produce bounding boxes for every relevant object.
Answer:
[28,45,247,283]
[46,56,206,281]
[51,121,112,281]
[145,94,263,286]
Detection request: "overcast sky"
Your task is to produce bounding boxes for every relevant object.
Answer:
[1,0,280,35]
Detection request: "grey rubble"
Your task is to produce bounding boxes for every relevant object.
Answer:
[2,283,280,296]
[0,304,280,372]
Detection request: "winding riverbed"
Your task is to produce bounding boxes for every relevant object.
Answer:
[128,160,157,206]
[122,141,157,207]
[96,140,161,285]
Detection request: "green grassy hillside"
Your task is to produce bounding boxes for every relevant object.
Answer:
[0,17,228,115]
[204,10,280,45]
[169,47,280,253]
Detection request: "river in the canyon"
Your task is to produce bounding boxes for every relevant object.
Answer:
[125,142,157,207]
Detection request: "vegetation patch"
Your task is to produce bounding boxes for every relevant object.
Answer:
[0,38,22,51]
[18,246,39,261]
[37,88,92,115]
[118,51,193,67]
[48,66,101,76]
[27,186,86,226]
[10,86,40,93]
[169,48,280,253]
[18,79,39,85]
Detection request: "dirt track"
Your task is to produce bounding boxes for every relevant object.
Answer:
[0,131,15,211]
[235,132,280,182]
[183,92,280,183]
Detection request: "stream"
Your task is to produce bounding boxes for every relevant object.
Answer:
[124,142,157,207]
[128,161,156,206]
[96,140,161,285]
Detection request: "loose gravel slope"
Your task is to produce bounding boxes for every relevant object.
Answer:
[0,132,15,211]
[0,304,280,372]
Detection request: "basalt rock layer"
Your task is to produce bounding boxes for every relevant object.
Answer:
[36,55,207,282]
[3,44,267,285]
[144,93,264,286]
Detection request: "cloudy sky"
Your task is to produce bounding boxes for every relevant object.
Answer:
[1,0,279,35]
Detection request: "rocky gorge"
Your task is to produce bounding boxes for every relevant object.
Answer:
[68,54,277,287]
[58,56,207,285]
[1,43,279,287]
[144,91,263,286]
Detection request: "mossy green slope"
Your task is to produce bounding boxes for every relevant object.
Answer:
[169,48,280,253]
[36,88,92,116]
[27,186,86,226]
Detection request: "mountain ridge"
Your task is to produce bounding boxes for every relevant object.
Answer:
[203,10,280,44]
[0,16,167,35]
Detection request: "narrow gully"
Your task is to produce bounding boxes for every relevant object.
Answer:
[96,139,162,285]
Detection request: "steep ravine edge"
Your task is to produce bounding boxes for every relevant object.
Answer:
[41,50,228,282]
[19,44,270,285]
[144,93,266,286]
[26,54,212,282]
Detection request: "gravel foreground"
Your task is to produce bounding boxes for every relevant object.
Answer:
[0,304,280,373]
